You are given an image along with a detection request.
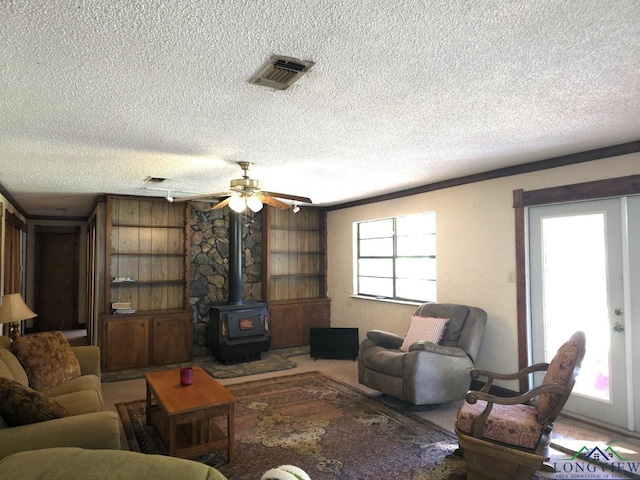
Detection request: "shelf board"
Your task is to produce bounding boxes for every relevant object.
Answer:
[110,280,186,286]
[110,252,186,256]
[111,223,185,228]
[270,273,325,279]
[268,297,330,306]
[269,226,324,231]
[270,250,324,254]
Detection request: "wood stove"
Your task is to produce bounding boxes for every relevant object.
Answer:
[209,211,270,364]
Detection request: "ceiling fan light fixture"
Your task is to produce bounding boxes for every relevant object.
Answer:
[230,177,260,191]
[246,195,263,213]
[229,195,246,213]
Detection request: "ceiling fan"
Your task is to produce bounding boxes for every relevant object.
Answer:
[174,162,312,213]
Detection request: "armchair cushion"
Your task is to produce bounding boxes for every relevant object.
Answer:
[360,347,406,377]
[0,378,69,427]
[457,400,543,449]
[0,343,28,386]
[399,316,449,352]
[537,332,583,421]
[408,342,468,357]
[11,332,81,391]
[366,330,404,349]
[413,303,469,347]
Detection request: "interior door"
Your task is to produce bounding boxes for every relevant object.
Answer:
[34,227,80,331]
[529,198,633,430]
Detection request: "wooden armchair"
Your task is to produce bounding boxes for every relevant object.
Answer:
[455,331,586,480]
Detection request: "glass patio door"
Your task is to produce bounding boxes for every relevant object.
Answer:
[529,197,636,431]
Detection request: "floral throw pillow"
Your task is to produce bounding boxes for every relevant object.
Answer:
[400,315,450,352]
[0,377,69,426]
[11,331,81,391]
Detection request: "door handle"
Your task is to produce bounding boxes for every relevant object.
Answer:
[613,322,625,333]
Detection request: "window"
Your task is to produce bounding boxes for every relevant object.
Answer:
[356,212,436,302]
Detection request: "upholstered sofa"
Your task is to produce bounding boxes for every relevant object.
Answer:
[0,447,228,479]
[0,334,121,459]
[358,302,487,407]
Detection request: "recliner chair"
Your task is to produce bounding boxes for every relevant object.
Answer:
[358,302,487,408]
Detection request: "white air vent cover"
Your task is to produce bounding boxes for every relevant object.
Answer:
[250,55,315,90]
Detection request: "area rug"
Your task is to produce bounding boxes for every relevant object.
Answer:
[102,346,309,382]
[117,371,468,480]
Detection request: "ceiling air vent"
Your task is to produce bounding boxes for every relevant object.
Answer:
[249,55,315,90]
[145,176,167,183]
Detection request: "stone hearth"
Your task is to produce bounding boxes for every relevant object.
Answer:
[189,205,263,356]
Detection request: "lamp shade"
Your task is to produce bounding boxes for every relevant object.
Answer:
[246,195,263,213]
[0,294,37,324]
[229,195,246,213]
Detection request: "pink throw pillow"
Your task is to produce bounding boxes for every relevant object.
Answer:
[400,315,449,352]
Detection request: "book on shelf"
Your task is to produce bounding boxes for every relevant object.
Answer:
[112,308,136,314]
[110,302,135,314]
[111,302,131,309]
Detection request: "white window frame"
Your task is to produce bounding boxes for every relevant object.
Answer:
[354,212,436,303]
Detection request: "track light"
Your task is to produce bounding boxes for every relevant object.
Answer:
[292,205,300,213]
[166,191,174,202]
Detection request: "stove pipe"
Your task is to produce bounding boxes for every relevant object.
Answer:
[228,210,243,305]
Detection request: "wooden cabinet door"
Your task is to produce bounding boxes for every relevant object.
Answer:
[105,316,149,371]
[300,300,331,345]
[269,304,303,349]
[151,312,193,365]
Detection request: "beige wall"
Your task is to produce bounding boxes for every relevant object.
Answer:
[327,154,640,389]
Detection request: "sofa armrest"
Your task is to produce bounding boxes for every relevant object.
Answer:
[366,330,404,349]
[408,341,468,357]
[72,346,101,378]
[0,411,121,459]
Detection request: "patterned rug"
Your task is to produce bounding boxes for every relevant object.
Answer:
[102,346,310,382]
[116,371,468,480]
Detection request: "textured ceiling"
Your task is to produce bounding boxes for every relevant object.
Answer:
[1,1,639,217]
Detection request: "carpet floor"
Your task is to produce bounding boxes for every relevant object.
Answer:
[117,371,468,480]
[103,346,310,382]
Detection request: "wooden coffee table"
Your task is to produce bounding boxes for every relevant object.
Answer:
[145,366,237,462]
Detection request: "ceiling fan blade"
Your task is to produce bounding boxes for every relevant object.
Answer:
[191,197,232,211]
[261,191,312,204]
[173,192,230,202]
[212,197,233,210]
[260,195,290,209]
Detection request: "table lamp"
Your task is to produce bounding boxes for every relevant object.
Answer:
[0,293,37,341]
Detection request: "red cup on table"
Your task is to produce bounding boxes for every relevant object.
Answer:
[180,366,193,386]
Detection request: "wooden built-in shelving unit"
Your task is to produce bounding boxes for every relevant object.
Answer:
[101,196,192,371]
[263,207,330,349]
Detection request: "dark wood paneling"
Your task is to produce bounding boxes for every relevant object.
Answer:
[104,316,150,371]
[516,174,640,207]
[269,303,302,349]
[513,189,529,394]
[151,311,193,365]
